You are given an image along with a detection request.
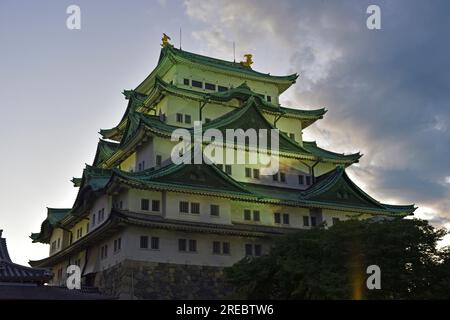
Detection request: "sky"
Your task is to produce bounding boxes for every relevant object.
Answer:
[0,0,449,265]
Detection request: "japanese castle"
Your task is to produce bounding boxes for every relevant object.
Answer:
[29,35,415,299]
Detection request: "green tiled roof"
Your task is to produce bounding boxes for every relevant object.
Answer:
[116,96,359,164]
[160,46,298,84]
[303,141,362,162]
[30,208,71,244]
[93,139,119,167]
[101,78,325,143]
[99,90,148,141]
[109,161,415,216]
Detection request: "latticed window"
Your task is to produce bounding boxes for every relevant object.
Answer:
[179,201,189,213]
[244,209,251,220]
[210,204,220,216]
[190,202,200,214]
[152,200,160,212]
[213,241,221,254]
[140,236,148,249]
[141,199,149,211]
[151,237,159,250]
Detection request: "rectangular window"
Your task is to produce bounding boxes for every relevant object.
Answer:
[273,173,278,181]
[183,78,190,86]
[283,213,290,225]
[218,85,228,92]
[152,200,160,212]
[303,216,310,227]
[311,216,317,227]
[151,237,159,250]
[178,239,187,252]
[254,244,262,257]
[57,238,61,248]
[266,95,272,102]
[274,212,281,224]
[79,227,83,238]
[191,80,203,88]
[180,201,189,213]
[225,165,232,175]
[245,167,252,178]
[190,202,200,214]
[176,113,183,123]
[184,114,192,124]
[244,209,251,221]
[253,210,260,222]
[140,236,148,249]
[104,245,108,258]
[216,164,223,171]
[298,175,304,185]
[289,133,295,140]
[280,172,286,183]
[213,241,221,254]
[92,213,96,226]
[156,155,162,166]
[188,239,197,252]
[205,82,216,91]
[141,199,149,211]
[306,176,312,185]
[222,242,230,255]
[245,244,253,256]
[253,168,260,179]
[332,217,340,225]
[114,238,121,252]
[210,204,220,216]
[119,200,123,209]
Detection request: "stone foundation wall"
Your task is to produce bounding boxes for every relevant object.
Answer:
[95,260,236,300]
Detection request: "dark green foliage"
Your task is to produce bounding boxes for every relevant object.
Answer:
[225,218,449,299]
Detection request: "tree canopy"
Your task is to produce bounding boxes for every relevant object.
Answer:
[225,218,450,299]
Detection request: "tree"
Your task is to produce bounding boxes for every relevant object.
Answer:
[225,218,449,299]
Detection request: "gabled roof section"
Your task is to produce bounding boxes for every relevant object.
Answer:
[303,141,361,163]
[115,96,359,164]
[99,90,148,142]
[110,150,255,198]
[300,167,416,215]
[145,77,326,127]
[30,208,71,244]
[70,165,112,213]
[92,139,120,167]
[136,46,298,95]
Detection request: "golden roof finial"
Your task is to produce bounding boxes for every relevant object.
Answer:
[241,54,253,68]
[161,33,171,47]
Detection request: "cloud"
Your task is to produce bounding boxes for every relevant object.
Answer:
[183,0,450,228]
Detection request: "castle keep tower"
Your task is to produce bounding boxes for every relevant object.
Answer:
[30,37,415,299]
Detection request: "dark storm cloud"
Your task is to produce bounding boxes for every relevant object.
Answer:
[185,0,450,224]
[289,0,450,221]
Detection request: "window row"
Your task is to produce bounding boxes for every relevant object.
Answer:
[245,168,312,186]
[92,208,106,227]
[179,201,220,216]
[141,199,161,212]
[183,78,228,92]
[140,236,261,257]
[182,78,272,103]
[176,113,192,124]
